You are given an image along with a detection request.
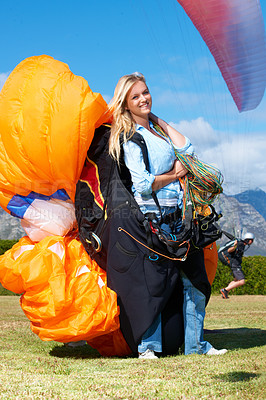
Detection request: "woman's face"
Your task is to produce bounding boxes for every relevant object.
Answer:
[126,80,152,122]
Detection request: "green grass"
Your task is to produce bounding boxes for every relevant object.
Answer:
[0,295,265,399]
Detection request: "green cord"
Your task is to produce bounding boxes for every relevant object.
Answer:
[152,122,223,211]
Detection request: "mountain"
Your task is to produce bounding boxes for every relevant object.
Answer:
[0,189,265,256]
[230,188,266,221]
[0,208,25,240]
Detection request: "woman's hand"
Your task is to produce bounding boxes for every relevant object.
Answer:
[172,160,188,179]
[152,160,188,191]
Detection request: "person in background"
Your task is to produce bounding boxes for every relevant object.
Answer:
[109,72,227,358]
[220,232,254,299]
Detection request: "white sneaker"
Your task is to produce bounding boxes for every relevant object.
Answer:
[206,347,227,355]
[138,349,158,359]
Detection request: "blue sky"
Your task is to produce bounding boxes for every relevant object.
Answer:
[1,0,266,194]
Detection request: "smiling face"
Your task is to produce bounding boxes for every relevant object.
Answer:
[126,80,152,124]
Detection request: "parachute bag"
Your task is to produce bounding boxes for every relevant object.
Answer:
[75,125,185,353]
[191,205,223,250]
[75,124,114,269]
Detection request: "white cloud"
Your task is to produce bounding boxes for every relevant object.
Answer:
[0,72,9,91]
[205,134,266,195]
[169,117,266,195]
[169,117,219,147]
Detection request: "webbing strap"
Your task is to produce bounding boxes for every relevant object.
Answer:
[118,226,189,261]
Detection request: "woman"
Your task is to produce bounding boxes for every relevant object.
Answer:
[109,72,227,358]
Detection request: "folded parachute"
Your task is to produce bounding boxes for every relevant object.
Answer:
[0,55,108,241]
[0,232,131,356]
[177,0,266,112]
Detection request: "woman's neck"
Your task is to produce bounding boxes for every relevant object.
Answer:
[133,115,150,130]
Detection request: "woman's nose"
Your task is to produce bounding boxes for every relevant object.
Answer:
[139,94,147,102]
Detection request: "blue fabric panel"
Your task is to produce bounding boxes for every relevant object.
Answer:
[7,189,70,218]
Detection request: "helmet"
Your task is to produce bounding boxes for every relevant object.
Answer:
[242,232,255,241]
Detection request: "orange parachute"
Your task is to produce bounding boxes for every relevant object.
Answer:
[0,55,108,241]
[0,232,130,356]
[0,55,107,205]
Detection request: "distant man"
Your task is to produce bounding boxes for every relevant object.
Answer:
[218,232,255,299]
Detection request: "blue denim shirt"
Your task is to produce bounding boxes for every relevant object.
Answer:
[123,121,193,215]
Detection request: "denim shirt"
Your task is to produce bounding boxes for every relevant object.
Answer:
[123,121,194,215]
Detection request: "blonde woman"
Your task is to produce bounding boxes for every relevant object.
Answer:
[108,73,227,358]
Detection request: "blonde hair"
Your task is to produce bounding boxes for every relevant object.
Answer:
[109,72,147,161]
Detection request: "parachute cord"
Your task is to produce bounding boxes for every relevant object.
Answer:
[152,122,223,216]
[117,227,190,261]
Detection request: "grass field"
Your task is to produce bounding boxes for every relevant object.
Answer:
[0,295,265,399]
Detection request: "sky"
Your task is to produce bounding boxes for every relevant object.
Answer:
[1,0,266,195]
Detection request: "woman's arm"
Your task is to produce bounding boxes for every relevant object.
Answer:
[123,141,188,195]
[149,112,186,148]
[152,160,188,191]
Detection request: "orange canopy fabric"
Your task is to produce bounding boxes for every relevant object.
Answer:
[0,55,108,211]
[203,243,218,285]
[0,233,130,356]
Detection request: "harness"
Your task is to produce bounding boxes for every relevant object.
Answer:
[128,131,182,222]
[75,125,223,265]
[127,131,222,260]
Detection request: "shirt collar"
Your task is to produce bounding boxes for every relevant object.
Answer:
[136,120,154,132]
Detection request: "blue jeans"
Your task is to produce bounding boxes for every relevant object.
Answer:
[138,274,212,355]
[138,208,212,355]
[138,314,162,353]
[181,271,212,355]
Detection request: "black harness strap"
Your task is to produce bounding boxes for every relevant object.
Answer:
[128,132,181,224]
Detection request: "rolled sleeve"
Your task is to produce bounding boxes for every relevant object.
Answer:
[123,141,155,195]
[173,136,194,155]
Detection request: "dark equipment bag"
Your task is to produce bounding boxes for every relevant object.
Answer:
[75,124,215,354]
